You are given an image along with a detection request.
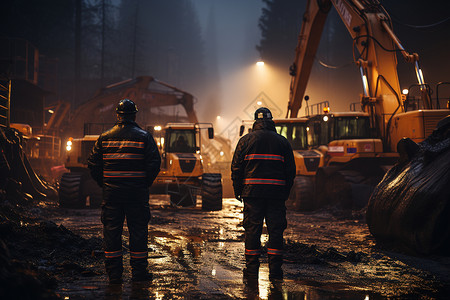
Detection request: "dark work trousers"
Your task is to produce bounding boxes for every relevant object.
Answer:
[243,197,287,279]
[101,200,151,280]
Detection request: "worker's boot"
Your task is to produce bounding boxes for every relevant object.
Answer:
[131,257,152,282]
[105,256,123,284]
[268,254,283,282]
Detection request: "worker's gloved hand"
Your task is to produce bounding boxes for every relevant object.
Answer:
[235,194,242,202]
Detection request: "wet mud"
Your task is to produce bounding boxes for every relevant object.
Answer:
[1,197,449,299]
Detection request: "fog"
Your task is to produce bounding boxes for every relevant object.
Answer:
[192,0,273,141]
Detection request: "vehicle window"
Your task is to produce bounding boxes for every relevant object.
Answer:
[167,130,196,153]
[275,125,288,138]
[334,117,370,140]
[291,125,307,150]
[276,124,308,150]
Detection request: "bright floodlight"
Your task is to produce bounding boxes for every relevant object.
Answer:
[257,101,262,105]
[402,89,409,95]
[256,61,264,67]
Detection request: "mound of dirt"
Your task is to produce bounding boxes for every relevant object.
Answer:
[0,201,103,298]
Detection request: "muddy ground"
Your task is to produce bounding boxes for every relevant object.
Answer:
[1,196,450,300]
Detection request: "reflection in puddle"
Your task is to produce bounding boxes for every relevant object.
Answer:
[247,265,377,300]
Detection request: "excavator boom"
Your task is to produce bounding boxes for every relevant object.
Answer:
[65,76,198,137]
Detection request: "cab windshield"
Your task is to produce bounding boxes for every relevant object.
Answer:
[275,123,308,150]
[167,129,196,153]
[308,115,371,147]
[334,116,371,140]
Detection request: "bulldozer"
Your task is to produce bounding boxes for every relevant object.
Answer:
[58,77,223,210]
[0,78,57,203]
[283,0,449,210]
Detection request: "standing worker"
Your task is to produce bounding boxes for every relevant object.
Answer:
[88,99,161,284]
[231,107,295,284]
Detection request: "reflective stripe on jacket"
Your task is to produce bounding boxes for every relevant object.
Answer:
[88,120,161,202]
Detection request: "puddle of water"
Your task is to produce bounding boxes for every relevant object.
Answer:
[238,265,383,300]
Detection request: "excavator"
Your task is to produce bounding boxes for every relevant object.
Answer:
[63,76,198,138]
[285,0,449,209]
[59,76,223,211]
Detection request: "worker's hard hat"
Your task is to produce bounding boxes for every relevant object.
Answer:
[254,107,272,120]
[116,99,138,114]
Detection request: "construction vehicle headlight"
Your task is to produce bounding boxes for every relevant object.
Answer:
[323,115,329,122]
[67,140,72,146]
[66,145,72,151]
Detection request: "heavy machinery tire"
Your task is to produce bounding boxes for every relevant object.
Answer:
[315,166,378,210]
[337,170,376,209]
[59,172,85,208]
[201,173,222,211]
[80,176,103,208]
[287,176,314,211]
[169,185,197,207]
[314,168,329,208]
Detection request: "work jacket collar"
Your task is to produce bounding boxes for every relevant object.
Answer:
[115,119,140,128]
[252,119,276,132]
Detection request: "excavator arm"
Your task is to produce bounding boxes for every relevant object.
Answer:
[65,76,198,137]
[288,0,430,139]
[287,0,331,118]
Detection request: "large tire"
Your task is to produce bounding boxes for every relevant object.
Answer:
[59,172,85,208]
[315,166,380,210]
[314,167,338,208]
[287,176,314,211]
[169,185,197,207]
[201,173,222,211]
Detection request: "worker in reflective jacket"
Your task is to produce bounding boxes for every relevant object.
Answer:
[88,99,161,284]
[231,107,296,284]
